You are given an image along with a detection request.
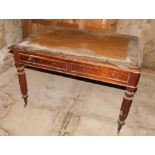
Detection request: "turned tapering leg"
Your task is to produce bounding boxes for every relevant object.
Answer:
[117,87,137,135]
[13,50,28,107]
[16,64,28,107]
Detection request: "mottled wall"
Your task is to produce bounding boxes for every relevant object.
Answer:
[117,19,155,69]
[0,19,155,71]
[140,20,155,69]
[0,20,22,73]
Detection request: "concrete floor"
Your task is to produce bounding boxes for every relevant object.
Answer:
[0,66,155,136]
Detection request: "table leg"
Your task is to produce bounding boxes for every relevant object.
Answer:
[117,87,137,135]
[16,64,28,107]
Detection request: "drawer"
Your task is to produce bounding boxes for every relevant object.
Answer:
[41,58,67,70]
[70,62,129,83]
[19,54,67,71]
[20,54,41,63]
[105,69,129,82]
[70,63,99,75]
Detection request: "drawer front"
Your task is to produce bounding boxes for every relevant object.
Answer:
[70,63,99,75]
[100,67,129,82]
[69,62,129,83]
[41,59,67,70]
[19,53,129,84]
[19,54,67,71]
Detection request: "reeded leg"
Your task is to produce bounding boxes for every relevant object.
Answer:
[16,64,28,107]
[117,87,137,135]
[13,49,28,107]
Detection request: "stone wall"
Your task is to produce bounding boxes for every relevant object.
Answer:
[0,20,22,74]
[0,19,155,71]
[140,20,155,69]
[117,19,155,69]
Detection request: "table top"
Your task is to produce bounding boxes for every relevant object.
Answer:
[11,27,139,68]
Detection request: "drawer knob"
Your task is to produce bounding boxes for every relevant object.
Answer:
[28,57,32,61]
[83,68,86,71]
[111,72,116,78]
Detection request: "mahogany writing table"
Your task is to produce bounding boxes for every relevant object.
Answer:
[9,20,141,134]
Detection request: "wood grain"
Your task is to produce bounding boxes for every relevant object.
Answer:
[22,19,118,38]
[30,28,129,60]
